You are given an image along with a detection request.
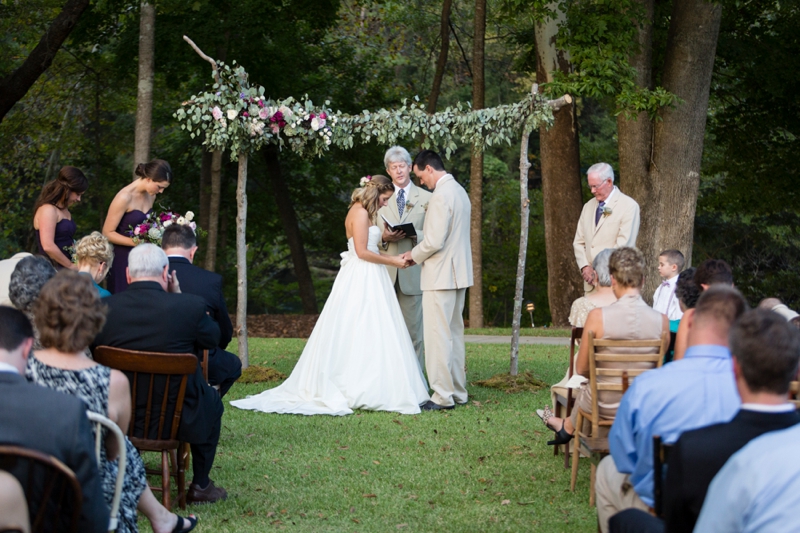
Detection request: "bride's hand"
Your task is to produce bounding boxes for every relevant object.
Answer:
[391,255,408,269]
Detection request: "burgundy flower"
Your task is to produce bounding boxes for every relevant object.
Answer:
[243,112,250,117]
[320,112,327,119]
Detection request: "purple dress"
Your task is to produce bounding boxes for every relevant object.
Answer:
[35,218,76,268]
[107,209,150,294]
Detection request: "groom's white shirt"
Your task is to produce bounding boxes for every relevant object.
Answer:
[411,173,473,290]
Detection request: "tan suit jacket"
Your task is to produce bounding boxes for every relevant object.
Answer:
[411,174,473,290]
[573,186,640,272]
[378,182,432,296]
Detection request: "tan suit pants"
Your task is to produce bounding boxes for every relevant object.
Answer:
[395,277,424,370]
[423,288,467,407]
[595,455,650,533]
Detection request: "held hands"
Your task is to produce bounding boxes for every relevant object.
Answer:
[398,251,416,268]
[581,265,596,285]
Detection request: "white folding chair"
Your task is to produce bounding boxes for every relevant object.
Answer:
[86,411,126,532]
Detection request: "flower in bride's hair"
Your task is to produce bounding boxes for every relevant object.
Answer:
[359,175,372,187]
[185,211,195,222]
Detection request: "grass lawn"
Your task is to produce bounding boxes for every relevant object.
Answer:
[138,339,597,532]
[465,327,571,337]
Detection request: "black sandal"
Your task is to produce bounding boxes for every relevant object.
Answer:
[172,514,198,533]
[546,420,574,446]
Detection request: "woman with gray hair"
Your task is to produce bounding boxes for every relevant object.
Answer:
[8,256,56,349]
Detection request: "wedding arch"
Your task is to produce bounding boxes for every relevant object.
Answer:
[176,36,570,371]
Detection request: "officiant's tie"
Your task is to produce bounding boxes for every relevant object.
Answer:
[595,201,605,225]
[397,189,406,217]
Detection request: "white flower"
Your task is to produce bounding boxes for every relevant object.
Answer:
[177,216,187,225]
[311,117,321,131]
[227,109,238,120]
[185,211,195,222]
[279,105,293,118]
[148,227,162,240]
[163,220,173,227]
[212,106,223,120]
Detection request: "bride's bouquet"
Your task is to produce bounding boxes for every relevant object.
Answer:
[128,209,204,246]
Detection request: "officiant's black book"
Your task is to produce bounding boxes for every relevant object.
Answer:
[380,214,417,239]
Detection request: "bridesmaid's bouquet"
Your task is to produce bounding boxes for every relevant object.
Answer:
[129,209,204,246]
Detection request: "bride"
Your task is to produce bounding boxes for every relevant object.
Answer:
[231,175,430,415]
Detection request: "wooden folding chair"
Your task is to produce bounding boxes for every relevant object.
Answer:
[569,330,669,505]
[93,346,198,510]
[0,445,82,533]
[652,434,674,518]
[553,327,583,467]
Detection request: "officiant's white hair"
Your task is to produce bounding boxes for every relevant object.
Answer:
[384,146,411,169]
[128,243,168,279]
[587,162,614,183]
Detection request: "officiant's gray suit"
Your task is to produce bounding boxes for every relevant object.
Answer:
[411,174,472,407]
[379,181,432,369]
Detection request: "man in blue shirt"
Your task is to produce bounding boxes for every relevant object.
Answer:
[594,286,747,532]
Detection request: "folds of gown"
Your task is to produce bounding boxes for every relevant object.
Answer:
[231,226,430,416]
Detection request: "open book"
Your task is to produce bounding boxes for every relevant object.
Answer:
[380,214,417,239]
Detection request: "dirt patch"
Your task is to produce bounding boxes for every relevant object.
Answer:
[233,314,320,338]
[472,371,548,393]
[239,365,288,384]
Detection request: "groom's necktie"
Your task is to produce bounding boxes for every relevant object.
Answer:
[595,201,605,225]
[397,189,406,217]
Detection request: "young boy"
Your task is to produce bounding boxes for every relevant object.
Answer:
[653,249,685,321]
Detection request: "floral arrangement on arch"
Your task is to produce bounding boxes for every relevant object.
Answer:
[174,61,336,159]
[128,209,204,246]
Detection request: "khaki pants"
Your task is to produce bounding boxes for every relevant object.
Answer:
[423,288,467,407]
[595,455,650,533]
[395,277,425,371]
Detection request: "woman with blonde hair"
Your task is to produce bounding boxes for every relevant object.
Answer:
[26,271,197,533]
[232,174,430,416]
[33,166,88,269]
[75,231,114,298]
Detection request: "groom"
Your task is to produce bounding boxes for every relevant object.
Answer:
[402,150,473,411]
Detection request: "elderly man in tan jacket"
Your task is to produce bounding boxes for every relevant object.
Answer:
[573,162,640,293]
[379,146,432,369]
[402,150,473,411]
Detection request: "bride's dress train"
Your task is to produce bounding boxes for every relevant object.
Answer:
[230,226,430,415]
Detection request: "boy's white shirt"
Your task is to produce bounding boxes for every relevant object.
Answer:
[652,274,683,320]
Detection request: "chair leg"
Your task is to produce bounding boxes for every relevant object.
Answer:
[177,443,188,510]
[563,440,571,469]
[570,412,582,492]
[589,462,596,507]
[161,450,171,510]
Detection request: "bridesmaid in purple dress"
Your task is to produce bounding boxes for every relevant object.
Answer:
[102,159,172,294]
[33,166,88,270]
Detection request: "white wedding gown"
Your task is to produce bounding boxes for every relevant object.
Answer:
[231,226,430,415]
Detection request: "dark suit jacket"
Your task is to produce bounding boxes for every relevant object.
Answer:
[0,372,109,533]
[664,408,800,533]
[168,256,233,350]
[92,281,222,443]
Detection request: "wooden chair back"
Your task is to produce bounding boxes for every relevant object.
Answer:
[0,446,81,533]
[585,331,670,435]
[790,381,799,409]
[652,434,674,518]
[93,346,198,509]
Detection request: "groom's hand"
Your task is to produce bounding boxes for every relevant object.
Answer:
[400,251,415,266]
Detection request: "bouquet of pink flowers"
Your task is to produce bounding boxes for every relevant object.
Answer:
[128,209,201,246]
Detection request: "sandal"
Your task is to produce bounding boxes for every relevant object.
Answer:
[536,406,555,427]
[546,420,574,446]
[172,514,198,533]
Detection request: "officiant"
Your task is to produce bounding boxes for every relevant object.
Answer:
[379,146,432,369]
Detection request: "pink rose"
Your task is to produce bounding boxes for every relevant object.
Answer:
[211,106,222,120]
[271,124,280,134]
[259,108,269,119]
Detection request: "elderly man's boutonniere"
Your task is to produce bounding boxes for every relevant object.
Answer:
[601,205,612,217]
[422,202,429,212]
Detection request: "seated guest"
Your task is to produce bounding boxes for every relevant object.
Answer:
[694,423,800,532]
[0,306,109,533]
[27,271,197,533]
[75,231,114,298]
[8,256,56,349]
[758,297,800,328]
[609,308,800,533]
[161,224,241,396]
[539,247,668,445]
[673,259,733,360]
[0,252,32,306]
[92,243,227,504]
[595,286,747,533]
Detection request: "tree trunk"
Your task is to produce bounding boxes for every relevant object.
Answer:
[469,0,486,328]
[510,128,533,375]
[236,153,249,368]
[133,1,155,174]
[263,147,318,314]
[535,11,584,326]
[427,0,453,114]
[0,0,91,123]
[204,150,223,272]
[645,0,722,279]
